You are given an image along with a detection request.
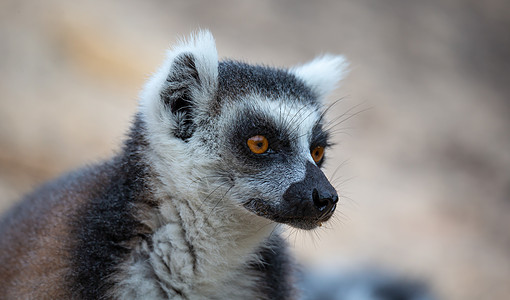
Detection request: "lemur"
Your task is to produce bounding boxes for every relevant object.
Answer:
[0,31,348,299]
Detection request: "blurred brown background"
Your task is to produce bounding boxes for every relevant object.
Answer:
[1,1,509,299]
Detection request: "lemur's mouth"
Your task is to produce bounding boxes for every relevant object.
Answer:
[243,198,336,230]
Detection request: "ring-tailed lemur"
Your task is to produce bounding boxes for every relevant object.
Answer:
[0,31,348,299]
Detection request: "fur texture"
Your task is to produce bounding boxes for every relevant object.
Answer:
[0,30,347,299]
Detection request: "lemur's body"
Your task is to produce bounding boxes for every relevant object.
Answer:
[0,31,347,299]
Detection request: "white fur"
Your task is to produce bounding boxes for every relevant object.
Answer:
[291,54,349,100]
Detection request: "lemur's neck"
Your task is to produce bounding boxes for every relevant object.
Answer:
[153,182,279,270]
[131,177,279,297]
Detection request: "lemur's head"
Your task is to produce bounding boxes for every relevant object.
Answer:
[140,31,348,230]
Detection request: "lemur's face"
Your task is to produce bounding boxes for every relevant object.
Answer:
[141,32,347,230]
[215,96,338,230]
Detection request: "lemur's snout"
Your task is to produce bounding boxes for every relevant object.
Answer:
[244,161,338,230]
[278,161,338,229]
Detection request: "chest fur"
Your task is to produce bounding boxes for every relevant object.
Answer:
[110,199,284,299]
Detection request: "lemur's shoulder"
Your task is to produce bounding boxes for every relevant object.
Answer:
[0,117,154,298]
[0,161,115,298]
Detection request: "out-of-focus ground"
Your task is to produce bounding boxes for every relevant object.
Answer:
[1,1,509,299]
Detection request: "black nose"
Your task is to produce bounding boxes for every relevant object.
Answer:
[312,188,338,213]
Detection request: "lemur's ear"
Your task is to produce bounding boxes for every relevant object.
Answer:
[140,30,218,140]
[291,55,349,100]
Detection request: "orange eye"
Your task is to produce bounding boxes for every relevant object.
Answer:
[311,146,324,163]
[247,135,269,154]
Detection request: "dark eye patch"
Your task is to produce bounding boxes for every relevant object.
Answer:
[228,109,293,165]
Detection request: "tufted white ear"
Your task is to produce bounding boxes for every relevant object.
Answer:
[167,30,219,98]
[291,55,349,100]
[139,30,219,140]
